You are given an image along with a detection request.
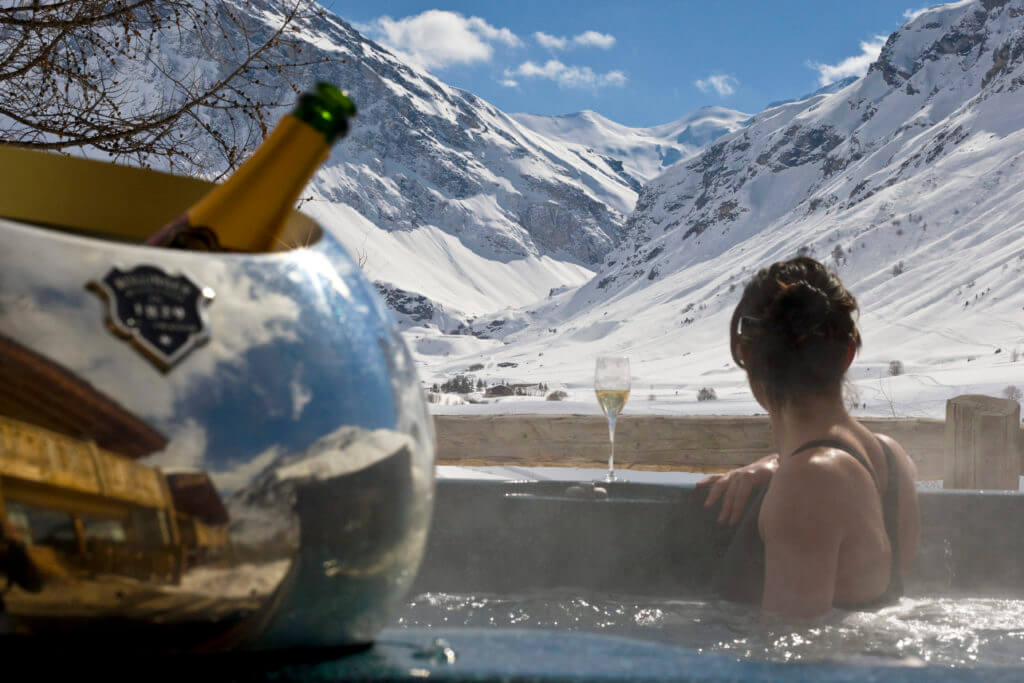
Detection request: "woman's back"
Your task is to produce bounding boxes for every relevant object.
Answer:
[759,423,919,612]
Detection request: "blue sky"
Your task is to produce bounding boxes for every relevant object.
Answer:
[324,1,929,127]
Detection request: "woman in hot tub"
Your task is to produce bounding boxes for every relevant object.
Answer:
[697,256,920,618]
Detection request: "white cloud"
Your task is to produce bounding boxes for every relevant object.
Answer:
[290,376,312,420]
[146,419,208,471]
[533,29,616,50]
[467,16,520,46]
[534,31,568,49]
[210,445,283,494]
[573,30,616,49]
[695,74,738,96]
[903,7,931,21]
[364,10,521,70]
[808,35,887,86]
[601,70,628,87]
[511,59,627,89]
[500,78,520,88]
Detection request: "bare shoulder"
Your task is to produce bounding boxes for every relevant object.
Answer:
[777,441,877,487]
[873,433,919,480]
[774,450,849,487]
[766,451,855,517]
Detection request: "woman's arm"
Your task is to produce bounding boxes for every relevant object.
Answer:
[697,453,779,525]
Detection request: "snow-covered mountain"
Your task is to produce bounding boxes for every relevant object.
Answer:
[306,29,632,267]
[210,1,740,320]
[510,107,749,191]
[422,0,1024,419]
[260,4,614,317]
[595,0,1024,304]
[764,76,858,109]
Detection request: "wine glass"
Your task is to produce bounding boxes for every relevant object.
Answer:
[594,356,630,482]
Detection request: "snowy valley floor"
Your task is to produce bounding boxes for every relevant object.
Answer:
[422,343,1024,421]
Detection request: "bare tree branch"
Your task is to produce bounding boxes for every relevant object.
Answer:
[0,1,160,29]
[0,0,332,176]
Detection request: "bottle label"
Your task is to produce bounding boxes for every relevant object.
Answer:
[89,265,215,371]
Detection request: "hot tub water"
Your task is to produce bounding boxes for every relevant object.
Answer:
[395,591,1024,667]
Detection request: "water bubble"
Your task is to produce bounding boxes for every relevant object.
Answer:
[634,608,664,627]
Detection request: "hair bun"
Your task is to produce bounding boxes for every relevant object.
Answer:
[767,281,830,343]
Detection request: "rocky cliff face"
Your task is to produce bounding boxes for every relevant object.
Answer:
[233,0,636,266]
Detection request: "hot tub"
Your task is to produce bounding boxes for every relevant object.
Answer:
[374,479,1024,679]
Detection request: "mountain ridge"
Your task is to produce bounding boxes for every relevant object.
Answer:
[510,106,749,191]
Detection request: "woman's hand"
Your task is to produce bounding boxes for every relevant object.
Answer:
[696,454,779,525]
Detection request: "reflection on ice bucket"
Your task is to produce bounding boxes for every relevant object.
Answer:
[0,147,435,652]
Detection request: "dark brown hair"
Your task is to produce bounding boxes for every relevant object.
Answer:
[730,256,861,408]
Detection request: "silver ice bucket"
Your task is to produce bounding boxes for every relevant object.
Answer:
[0,147,435,652]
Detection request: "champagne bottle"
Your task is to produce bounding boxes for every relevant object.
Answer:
[146,82,356,252]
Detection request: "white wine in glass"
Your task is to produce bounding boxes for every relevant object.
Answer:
[595,356,630,482]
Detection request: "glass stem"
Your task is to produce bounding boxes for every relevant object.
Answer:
[606,415,616,482]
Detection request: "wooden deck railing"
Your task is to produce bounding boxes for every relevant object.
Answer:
[435,396,1023,487]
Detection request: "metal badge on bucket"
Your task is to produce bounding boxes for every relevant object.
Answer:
[89,264,215,371]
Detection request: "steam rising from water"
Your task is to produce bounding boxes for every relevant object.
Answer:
[396,592,1024,667]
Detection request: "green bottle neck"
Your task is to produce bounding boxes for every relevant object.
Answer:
[293,82,357,144]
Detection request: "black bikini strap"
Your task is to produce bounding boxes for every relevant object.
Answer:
[789,439,880,492]
[875,437,903,595]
